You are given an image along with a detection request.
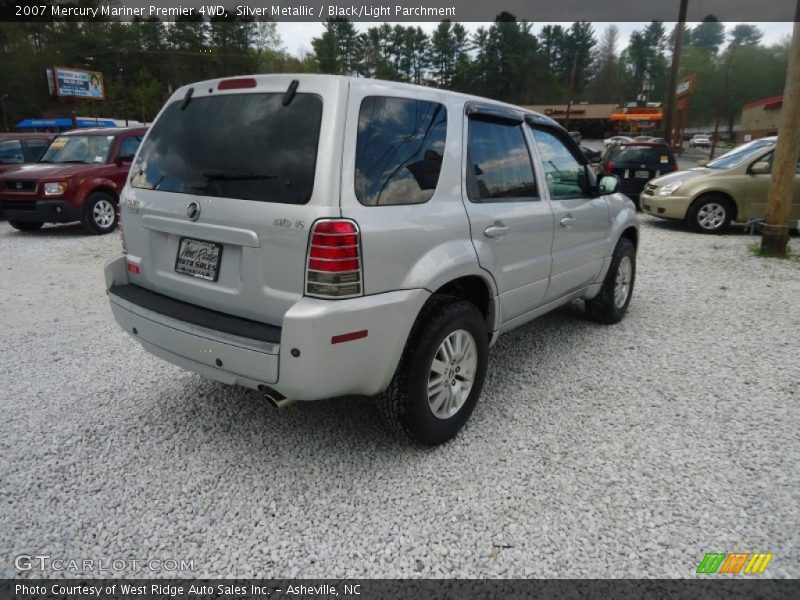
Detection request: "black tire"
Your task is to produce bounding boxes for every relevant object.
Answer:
[586,237,636,324]
[377,296,489,446]
[82,191,118,235]
[9,220,43,232]
[686,195,733,234]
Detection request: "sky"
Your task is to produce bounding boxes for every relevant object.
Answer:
[275,21,793,59]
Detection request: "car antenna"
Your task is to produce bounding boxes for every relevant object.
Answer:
[282,80,299,106]
[180,87,194,111]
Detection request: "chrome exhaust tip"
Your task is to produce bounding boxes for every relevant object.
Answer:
[258,386,297,409]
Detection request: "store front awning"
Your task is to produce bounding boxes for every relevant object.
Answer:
[16,118,117,128]
[610,112,663,122]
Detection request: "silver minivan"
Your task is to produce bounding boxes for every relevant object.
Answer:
[106,74,638,444]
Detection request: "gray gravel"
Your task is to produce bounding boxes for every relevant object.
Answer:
[1,217,798,579]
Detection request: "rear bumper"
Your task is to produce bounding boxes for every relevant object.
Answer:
[105,254,429,401]
[0,198,81,223]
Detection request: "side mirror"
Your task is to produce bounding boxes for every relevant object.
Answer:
[117,154,134,164]
[597,174,620,195]
[751,161,771,175]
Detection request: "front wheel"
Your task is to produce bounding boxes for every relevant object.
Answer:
[586,237,636,324]
[377,296,489,445]
[687,195,732,234]
[82,192,118,235]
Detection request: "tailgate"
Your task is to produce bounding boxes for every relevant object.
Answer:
[121,75,348,326]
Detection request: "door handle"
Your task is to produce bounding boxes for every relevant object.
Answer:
[484,223,509,239]
[560,216,575,229]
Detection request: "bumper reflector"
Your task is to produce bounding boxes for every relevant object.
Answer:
[331,329,368,344]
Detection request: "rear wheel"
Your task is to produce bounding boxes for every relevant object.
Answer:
[9,220,43,232]
[82,192,118,235]
[377,296,488,445]
[687,195,732,234]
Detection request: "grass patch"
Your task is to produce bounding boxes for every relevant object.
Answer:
[748,242,800,263]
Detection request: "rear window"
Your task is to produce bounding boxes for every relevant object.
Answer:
[355,96,447,206]
[609,144,673,165]
[131,93,322,204]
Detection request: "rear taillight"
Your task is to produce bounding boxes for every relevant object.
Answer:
[306,219,362,298]
[605,160,614,174]
[672,162,679,172]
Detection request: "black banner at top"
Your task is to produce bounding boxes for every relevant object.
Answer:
[1,0,799,22]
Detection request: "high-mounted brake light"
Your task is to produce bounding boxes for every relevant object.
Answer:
[305,219,362,298]
[218,78,257,90]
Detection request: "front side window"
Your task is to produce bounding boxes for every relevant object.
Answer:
[355,96,447,206]
[466,118,536,202]
[531,127,586,199]
[40,135,113,164]
[0,140,24,164]
[131,93,323,204]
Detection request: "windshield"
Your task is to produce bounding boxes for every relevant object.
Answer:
[131,92,322,204]
[706,139,774,170]
[40,135,113,164]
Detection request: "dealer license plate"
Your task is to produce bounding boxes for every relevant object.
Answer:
[175,237,222,282]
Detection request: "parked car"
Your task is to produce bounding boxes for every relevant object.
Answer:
[689,134,711,149]
[105,75,638,445]
[581,145,602,164]
[641,136,800,233]
[647,137,667,145]
[632,135,651,142]
[0,127,146,234]
[568,131,582,145]
[0,133,55,174]
[600,142,678,208]
[603,135,634,147]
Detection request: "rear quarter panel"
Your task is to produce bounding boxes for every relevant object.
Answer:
[339,82,492,298]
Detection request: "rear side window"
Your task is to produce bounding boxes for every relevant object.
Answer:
[466,118,536,202]
[131,93,322,204]
[0,140,24,164]
[24,139,51,162]
[118,136,142,160]
[355,96,447,206]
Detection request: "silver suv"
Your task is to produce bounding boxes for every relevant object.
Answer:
[106,75,638,445]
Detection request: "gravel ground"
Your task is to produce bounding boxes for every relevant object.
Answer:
[1,217,798,579]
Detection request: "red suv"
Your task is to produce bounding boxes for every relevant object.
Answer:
[0,127,146,234]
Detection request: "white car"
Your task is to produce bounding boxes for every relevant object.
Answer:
[604,135,634,147]
[689,135,711,149]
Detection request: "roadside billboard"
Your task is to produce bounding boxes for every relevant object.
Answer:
[53,67,105,100]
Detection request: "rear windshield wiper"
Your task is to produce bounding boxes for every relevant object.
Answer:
[199,170,278,181]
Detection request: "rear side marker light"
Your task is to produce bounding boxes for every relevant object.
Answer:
[127,262,140,275]
[306,219,363,298]
[331,330,368,344]
[218,78,257,90]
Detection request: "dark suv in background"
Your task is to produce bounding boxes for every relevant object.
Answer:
[600,142,677,208]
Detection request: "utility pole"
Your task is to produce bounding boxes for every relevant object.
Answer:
[564,51,578,131]
[761,4,800,257]
[663,0,689,147]
[710,42,736,160]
